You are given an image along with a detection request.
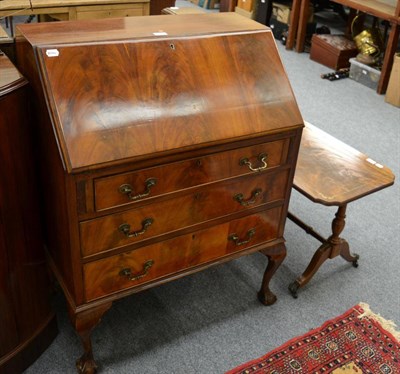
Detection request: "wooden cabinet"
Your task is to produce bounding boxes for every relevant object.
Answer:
[0,52,57,374]
[15,13,303,373]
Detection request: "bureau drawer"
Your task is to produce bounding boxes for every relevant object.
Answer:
[81,170,289,256]
[83,207,283,301]
[94,138,289,211]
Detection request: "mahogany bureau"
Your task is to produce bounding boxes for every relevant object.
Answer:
[15,13,304,373]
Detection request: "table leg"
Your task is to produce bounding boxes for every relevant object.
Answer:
[288,204,359,298]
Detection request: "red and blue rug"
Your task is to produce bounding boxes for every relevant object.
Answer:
[227,303,399,373]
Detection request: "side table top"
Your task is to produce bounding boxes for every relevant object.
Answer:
[293,122,395,206]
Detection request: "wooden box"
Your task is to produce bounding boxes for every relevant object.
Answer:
[15,13,303,373]
[310,34,358,70]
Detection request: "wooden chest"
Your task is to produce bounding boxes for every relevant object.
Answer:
[310,34,358,70]
[15,13,303,373]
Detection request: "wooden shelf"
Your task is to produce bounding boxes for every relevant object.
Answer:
[287,0,400,94]
[331,0,399,22]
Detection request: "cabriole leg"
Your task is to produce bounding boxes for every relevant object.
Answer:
[258,242,287,305]
[68,302,112,374]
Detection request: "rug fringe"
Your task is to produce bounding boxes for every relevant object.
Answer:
[358,302,400,342]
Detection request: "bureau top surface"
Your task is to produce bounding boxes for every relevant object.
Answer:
[17,13,303,173]
[16,13,266,45]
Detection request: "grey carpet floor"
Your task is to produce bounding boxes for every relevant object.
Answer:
[24,9,399,374]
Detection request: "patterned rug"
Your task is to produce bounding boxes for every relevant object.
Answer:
[226,303,400,374]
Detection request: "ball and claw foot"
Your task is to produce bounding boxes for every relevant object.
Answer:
[288,281,300,299]
[257,291,277,306]
[76,355,98,374]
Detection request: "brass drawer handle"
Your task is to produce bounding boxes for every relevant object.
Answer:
[234,188,262,206]
[119,218,154,238]
[239,153,268,172]
[119,260,154,281]
[228,228,256,246]
[119,178,157,201]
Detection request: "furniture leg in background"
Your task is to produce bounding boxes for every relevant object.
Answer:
[295,0,310,52]
[286,0,302,50]
[378,19,400,93]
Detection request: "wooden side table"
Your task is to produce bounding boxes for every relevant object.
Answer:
[288,122,395,297]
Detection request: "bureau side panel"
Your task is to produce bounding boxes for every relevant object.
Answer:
[15,39,83,305]
[277,127,303,238]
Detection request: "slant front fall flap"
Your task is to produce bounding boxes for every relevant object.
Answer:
[34,24,302,172]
